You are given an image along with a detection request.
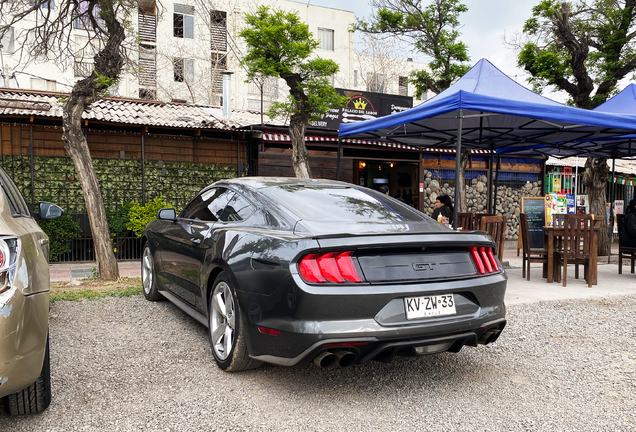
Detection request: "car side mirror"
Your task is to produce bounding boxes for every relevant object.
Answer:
[38,202,64,220]
[157,208,177,221]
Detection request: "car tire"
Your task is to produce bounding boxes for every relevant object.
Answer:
[4,336,51,415]
[208,273,262,372]
[142,245,163,301]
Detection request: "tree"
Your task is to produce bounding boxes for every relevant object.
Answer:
[0,0,132,279]
[514,0,636,254]
[356,0,471,213]
[355,0,470,98]
[516,0,636,109]
[240,6,346,179]
[354,33,413,95]
[583,158,611,256]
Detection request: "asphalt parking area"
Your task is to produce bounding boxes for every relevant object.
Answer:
[1,294,635,431]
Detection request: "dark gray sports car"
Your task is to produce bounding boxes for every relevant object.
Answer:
[141,177,507,371]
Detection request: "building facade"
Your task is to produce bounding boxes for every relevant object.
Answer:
[0,0,428,110]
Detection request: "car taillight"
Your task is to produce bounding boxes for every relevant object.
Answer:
[470,247,500,275]
[0,237,17,295]
[298,251,364,284]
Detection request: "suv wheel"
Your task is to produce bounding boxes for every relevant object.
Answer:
[5,336,51,415]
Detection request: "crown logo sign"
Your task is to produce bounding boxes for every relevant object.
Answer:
[353,98,367,110]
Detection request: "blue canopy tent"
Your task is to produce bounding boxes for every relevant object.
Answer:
[337,59,636,226]
[516,84,636,159]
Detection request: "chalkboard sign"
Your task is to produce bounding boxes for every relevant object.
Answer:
[521,197,545,249]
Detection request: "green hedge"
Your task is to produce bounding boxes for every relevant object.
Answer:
[37,214,82,261]
[1,155,239,259]
[2,155,238,213]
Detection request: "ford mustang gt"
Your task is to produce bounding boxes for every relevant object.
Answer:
[141,177,507,371]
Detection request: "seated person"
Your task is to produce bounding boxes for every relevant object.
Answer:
[431,194,454,225]
[621,198,636,248]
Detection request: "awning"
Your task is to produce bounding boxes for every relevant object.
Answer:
[262,132,491,154]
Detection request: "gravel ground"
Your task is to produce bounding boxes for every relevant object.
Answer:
[1,294,635,432]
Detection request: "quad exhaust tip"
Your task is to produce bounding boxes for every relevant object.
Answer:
[478,329,501,345]
[313,351,338,368]
[313,350,358,368]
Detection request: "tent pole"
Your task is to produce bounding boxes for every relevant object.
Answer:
[336,137,341,181]
[453,110,463,230]
[609,157,616,263]
[574,156,578,197]
[488,145,494,214]
[494,156,500,213]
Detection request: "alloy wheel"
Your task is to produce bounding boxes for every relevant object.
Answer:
[142,247,153,295]
[210,282,236,360]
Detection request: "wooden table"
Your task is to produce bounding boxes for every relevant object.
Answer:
[544,226,599,285]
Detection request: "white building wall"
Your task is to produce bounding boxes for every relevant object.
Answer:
[0,0,427,110]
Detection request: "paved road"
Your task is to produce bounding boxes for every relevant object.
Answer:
[1,291,635,431]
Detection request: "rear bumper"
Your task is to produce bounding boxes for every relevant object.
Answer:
[251,318,507,366]
[0,289,49,397]
[242,272,507,366]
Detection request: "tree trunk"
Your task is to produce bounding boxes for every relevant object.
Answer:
[289,114,312,179]
[59,1,125,280]
[62,104,119,280]
[583,158,610,256]
[456,148,471,212]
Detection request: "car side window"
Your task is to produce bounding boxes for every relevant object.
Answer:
[181,188,233,221]
[0,167,31,217]
[217,192,255,222]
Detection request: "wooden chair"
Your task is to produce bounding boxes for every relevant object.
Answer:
[457,212,474,231]
[519,214,548,281]
[479,215,506,261]
[553,214,566,228]
[554,214,593,287]
[474,213,496,231]
[617,214,636,274]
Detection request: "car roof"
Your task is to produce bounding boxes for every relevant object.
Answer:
[221,177,356,190]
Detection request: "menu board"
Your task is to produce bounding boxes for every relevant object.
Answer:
[522,197,546,249]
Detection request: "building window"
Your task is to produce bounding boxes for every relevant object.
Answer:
[399,76,408,96]
[211,52,227,93]
[0,28,14,53]
[139,44,156,87]
[210,10,227,51]
[174,4,194,39]
[247,77,279,99]
[74,35,94,77]
[30,78,57,91]
[174,58,194,83]
[74,35,94,60]
[138,6,157,43]
[367,72,386,93]
[353,70,358,87]
[74,62,92,77]
[73,1,103,31]
[317,28,334,51]
[139,88,156,100]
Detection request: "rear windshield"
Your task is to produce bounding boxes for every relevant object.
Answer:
[262,185,428,222]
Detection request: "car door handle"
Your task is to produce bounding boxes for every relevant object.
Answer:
[40,239,49,246]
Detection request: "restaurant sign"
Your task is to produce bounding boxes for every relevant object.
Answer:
[309,88,413,130]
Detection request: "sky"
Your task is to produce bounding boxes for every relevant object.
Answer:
[296,0,567,101]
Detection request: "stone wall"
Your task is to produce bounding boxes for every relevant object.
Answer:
[421,169,542,239]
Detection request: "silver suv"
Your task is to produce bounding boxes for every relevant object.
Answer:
[0,166,62,415]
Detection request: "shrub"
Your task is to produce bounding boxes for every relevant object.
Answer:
[127,198,173,237]
[37,214,82,262]
[106,202,134,238]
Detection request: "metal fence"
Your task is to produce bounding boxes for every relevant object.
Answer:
[54,236,144,262]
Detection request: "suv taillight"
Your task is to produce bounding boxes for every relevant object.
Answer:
[470,247,500,275]
[298,251,364,284]
[0,236,18,294]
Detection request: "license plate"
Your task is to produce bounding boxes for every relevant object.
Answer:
[404,294,456,319]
